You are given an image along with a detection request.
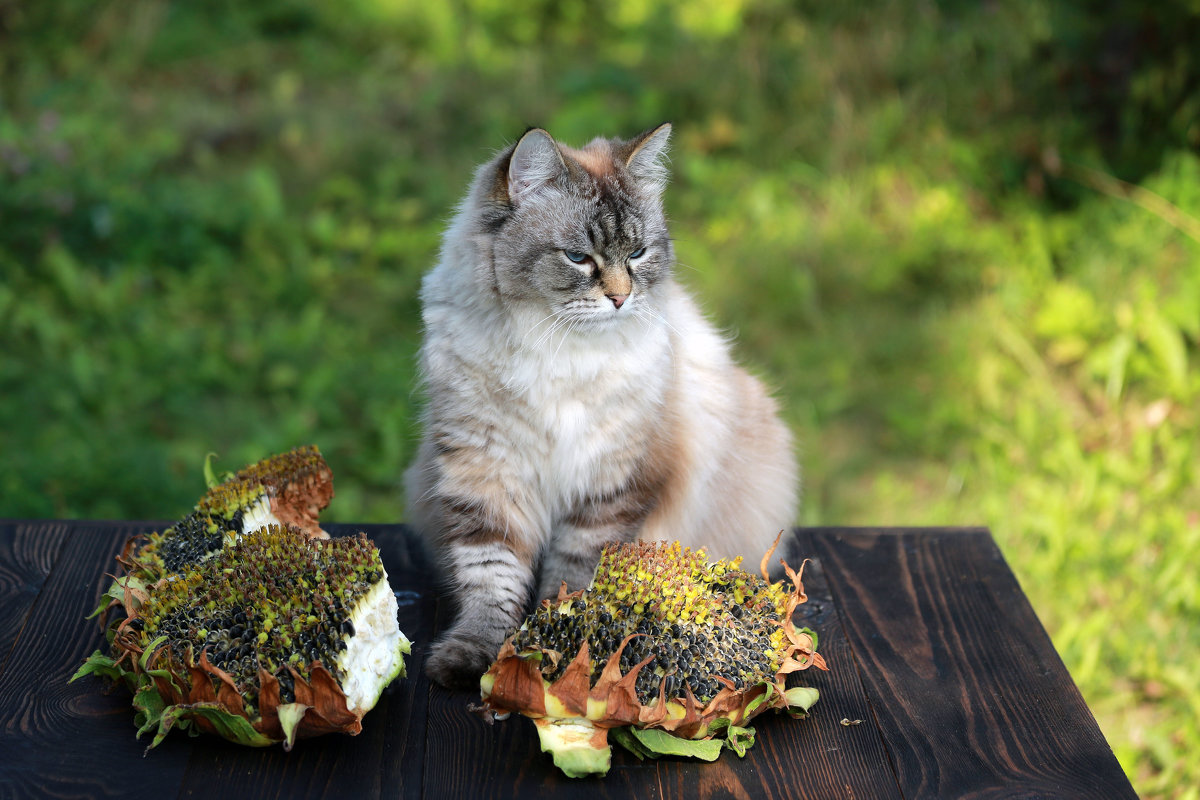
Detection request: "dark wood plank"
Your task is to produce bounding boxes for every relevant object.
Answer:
[653,529,904,800]
[0,521,193,800]
[0,521,73,678]
[782,530,904,798]
[0,521,1131,799]
[810,527,1137,799]
[365,523,438,800]
[176,523,437,800]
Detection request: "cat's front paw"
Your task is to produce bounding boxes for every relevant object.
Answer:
[425,630,502,690]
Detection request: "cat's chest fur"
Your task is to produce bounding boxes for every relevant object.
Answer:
[437,298,674,515]
[516,330,669,501]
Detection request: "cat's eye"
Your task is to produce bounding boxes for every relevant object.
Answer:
[563,250,589,264]
[629,247,647,260]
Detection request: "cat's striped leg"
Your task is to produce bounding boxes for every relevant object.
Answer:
[418,479,548,689]
[427,535,536,688]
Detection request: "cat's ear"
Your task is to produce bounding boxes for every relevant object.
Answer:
[623,123,672,193]
[507,128,567,206]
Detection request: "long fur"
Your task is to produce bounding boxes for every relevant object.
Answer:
[405,125,798,688]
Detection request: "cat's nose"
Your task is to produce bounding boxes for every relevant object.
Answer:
[608,294,628,309]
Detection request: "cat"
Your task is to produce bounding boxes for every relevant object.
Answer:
[405,124,798,689]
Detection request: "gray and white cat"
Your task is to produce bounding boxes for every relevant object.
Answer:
[405,124,798,689]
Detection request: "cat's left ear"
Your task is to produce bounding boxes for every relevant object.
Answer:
[623,122,672,194]
[507,128,567,206]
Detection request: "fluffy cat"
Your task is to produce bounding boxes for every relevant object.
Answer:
[405,124,798,689]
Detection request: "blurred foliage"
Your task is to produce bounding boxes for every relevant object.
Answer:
[2,0,1199,795]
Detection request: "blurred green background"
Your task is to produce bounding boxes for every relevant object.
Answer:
[2,0,1198,794]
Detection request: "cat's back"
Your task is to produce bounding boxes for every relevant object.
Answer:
[621,283,797,559]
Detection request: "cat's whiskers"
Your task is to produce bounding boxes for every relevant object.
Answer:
[530,310,573,352]
[552,315,587,361]
[636,306,676,358]
[521,311,561,347]
[637,302,682,341]
[528,315,561,351]
[631,304,657,337]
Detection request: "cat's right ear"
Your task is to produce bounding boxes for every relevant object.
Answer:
[623,122,672,194]
[507,128,567,206]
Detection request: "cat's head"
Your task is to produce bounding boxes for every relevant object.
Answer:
[467,124,674,328]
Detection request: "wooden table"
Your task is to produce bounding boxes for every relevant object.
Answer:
[0,520,1135,799]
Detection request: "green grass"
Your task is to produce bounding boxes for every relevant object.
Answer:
[2,1,1198,795]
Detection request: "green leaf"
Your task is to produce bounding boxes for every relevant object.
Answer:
[533,718,611,778]
[743,683,774,717]
[133,682,167,739]
[86,577,125,620]
[203,452,236,489]
[149,705,191,750]
[784,686,819,715]
[723,724,756,757]
[706,717,731,737]
[795,626,820,649]
[610,726,653,760]
[146,668,184,696]
[626,727,724,762]
[139,635,168,670]
[70,651,121,683]
[86,574,153,636]
[183,703,276,748]
[144,702,275,750]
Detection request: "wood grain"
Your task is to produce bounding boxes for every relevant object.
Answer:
[0,520,1135,799]
[362,524,439,800]
[653,529,905,800]
[0,520,192,800]
[809,527,1138,799]
[0,520,72,679]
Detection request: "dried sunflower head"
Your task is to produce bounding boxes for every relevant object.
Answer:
[480,538,827,777]
[126,445,334,584]
[75,525,410,750]
[73,446,410,751]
